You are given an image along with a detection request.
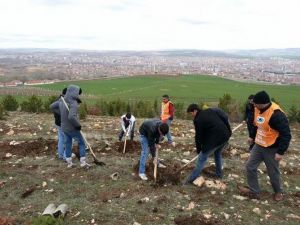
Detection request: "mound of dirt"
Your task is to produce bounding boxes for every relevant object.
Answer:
[0,217,15,225]
[134,160,182,186]
[0,138,57,158]
[113,140,140,153]
[174,214,220,225]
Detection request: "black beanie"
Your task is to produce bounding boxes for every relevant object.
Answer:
[253,91,271,104]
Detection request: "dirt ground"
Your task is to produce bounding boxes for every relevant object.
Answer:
[1,112,300,225]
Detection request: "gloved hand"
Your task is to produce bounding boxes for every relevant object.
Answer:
[75,125,81,131]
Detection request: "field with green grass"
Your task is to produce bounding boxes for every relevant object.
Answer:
[36,75,300,109]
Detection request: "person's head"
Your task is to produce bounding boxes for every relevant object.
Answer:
[162,94,170,103]
[187,103,200,118]
[253,91,271,110]
[125,113,131,120]
[248,94,254,104]
[158,123,169,135]
[62,87,67,95]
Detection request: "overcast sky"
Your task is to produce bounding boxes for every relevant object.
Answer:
[0,0,299,51]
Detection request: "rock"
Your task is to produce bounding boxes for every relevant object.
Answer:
[52,128,57,133]
[233,195,247,201]
[286,214,300,220]
[6,129,14,135]
[203,214,212,219]
[193,176,205,187]
[110,172,119,181]
[189,129,195,134]
[284,181,289,187]
[230,149,237,156]
[5,153,12,158]
[279,160,287,167]
[181,159,190,164]
[183,151,190,156]
[120,193,126,198]
[133,222,141,225]
[140,197,150,203]
[223,212,230,219]
[253,208,261,215]
[9,140,20,145]
[211,191,216,195]
[186,202,195,211]
[42,181,47,187]
[240,153,250,159]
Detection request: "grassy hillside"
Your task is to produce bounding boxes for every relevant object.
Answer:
[36,75,300,109]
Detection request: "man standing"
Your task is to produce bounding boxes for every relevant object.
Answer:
[50,85,89,168]
[160,94,175,147]
[245,94,255,150]
[119,113,136,141]
[138,119,169,181]
[185,104,231,184]
[52,88,67,160]
[240,91,291,201]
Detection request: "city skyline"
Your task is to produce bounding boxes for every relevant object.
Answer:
[0,0,299,51]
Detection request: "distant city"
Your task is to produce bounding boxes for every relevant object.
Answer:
[0,48,300,86]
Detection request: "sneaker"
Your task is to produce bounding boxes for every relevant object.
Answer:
[273,192,284,201]
[158,163,167,168]
[66,157,74,168]
[80,157,91,168]
[71,153,76,159]
[139,173,148,181]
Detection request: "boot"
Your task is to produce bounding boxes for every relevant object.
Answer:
[80,157,91,168]
[66,157,74,168]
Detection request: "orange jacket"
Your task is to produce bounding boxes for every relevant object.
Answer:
[161,101,174,122]
[254,102,283,147]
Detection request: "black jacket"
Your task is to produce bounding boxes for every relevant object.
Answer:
[249,104,291,155]
[194,108,231,154]
[139,119,163,156]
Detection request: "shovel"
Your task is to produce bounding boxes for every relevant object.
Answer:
[153,145,160,183]
[123,129,129,154]
[61,96,105,166]
[174,122,244,174]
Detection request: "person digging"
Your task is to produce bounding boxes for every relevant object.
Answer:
[184,103,231,184]
[138,119,169,181]
[119,113,136,141]
[239,91,291,201]
[50,84,90,168]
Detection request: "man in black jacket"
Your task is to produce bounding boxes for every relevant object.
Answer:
[185,104,231,184]
[245,94,255,150]
[138,119,169,181]
[240,91,291,201]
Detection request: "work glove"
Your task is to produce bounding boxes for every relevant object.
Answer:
[75,125,81,131]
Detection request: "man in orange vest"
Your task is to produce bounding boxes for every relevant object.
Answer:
[160,94,175,147]
[239,91,291,201]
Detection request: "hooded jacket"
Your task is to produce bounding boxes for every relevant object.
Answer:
[50,85,81,133]
[194,108,231,153]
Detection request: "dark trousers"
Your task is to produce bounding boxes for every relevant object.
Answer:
[119,122,135,141]
[246,144,283,194]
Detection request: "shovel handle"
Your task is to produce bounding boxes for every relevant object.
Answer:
[154,148,158,182]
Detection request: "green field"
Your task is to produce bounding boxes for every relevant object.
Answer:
[36,75,300,109]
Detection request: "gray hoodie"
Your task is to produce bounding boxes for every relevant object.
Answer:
[50,85,81,133]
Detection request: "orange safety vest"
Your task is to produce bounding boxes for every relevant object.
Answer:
[161,101,171,121]
[254,102,283,147]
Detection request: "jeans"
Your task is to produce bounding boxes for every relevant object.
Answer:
[165,119,173,143]
[246,144,282,194]
[186,142,227,183]
[64,130,86,158]
[139,135,161,174]
[57,126,66,160]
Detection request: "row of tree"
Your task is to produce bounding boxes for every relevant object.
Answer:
[0,94,300,123]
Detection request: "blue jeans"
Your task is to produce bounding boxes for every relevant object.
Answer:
[139,135,150,174]
[186,142,227,183]
[64,131,86,158]
[165,119,173,143]
[57,126,66,160]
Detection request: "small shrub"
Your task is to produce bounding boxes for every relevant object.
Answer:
[218,93,232,113]
[2,95,19,111]
[288,104,299,123]
[79,102,88,119]
[44,95,58,113]
[20,95,43,113]
[31,216,64,225]
[0,103,6,120]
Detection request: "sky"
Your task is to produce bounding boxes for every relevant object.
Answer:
[0,0,299,51]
